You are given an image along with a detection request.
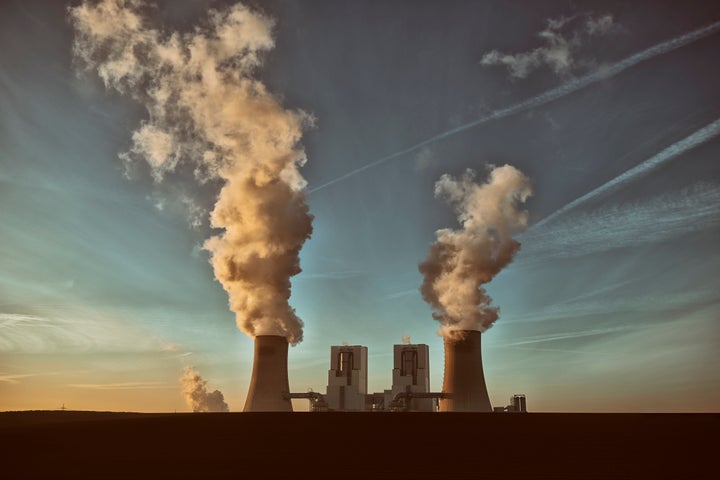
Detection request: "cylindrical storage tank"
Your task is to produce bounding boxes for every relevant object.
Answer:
[439,330,492,412]
[243,335,293,412]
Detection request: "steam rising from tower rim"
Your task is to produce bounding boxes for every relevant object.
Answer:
[69,0,313,344]
[420,165,532,337]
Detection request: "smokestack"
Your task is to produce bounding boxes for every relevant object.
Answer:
[440,330,491,412]
[243,335,292,412]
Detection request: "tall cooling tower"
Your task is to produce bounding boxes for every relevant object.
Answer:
[439,330,492,412]
[243,335,293,412]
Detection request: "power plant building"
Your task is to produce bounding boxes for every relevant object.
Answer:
[243,333,524,413]
[326,345,368,411]
[387,343,434,412]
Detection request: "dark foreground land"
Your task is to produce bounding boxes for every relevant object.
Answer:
[1,411,716,479]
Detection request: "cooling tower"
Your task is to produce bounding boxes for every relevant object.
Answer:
[243,335,293,412]
[439,330,492,412]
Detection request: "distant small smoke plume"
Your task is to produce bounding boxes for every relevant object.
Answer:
[180,366,229,412]
[69,0,313,344]
[419,165,532,337]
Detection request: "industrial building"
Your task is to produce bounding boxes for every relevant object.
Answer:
[385,343,434,412]
[325,345,368,411]
[243,332,526,413]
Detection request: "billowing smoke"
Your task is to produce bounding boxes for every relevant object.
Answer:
[180,366,229,413]
[69,0,312,344]
[419,165,532,337]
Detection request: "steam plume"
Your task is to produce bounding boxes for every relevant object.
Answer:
[180,366,229,413]
[69,0,312,344]
[419,166,532,337]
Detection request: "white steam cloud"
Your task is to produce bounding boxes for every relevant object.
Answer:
[419,165,532,337]
[180,366,229,413]
[69,0,313,344]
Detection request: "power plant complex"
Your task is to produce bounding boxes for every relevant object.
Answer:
[243,331,527,413]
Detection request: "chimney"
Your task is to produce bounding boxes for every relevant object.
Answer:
[243,335,293,412]
[439,330,492,412]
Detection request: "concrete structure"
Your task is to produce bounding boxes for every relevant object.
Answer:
[494,395,528,412]
[387,343,435,412]
[510,394,527,412]
[326,345,368,411]
[243,335,293,412]
[439,330,492,412]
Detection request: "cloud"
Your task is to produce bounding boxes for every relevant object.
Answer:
[503,325,638,346]
[296,270,364,281]
[0,312,163,353]
[504,289,714,324]
[534,118,720,229]
[0,373,37,384]
[480,13,617,79]
[69,381,173,390]
[308,20,720,193]
[520,182,720,262]
[413,146,434,172]
[586,14,616,36]
[381,288,418,300]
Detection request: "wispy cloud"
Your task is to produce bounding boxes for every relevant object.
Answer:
[522,182,720,261]
[503,325,639,346]
[0,373,37,384]
[413,146,434,172]
[68,382,174,390]
[535,119,720,228]
[308,20,720,193]
[480,13,618,79]
[0,312,165,353]
[297,270,365,281]
[381,289,418,301]
[504,289,713,325]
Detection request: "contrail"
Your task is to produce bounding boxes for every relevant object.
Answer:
[534,117,720,228]
[308,20,720,193]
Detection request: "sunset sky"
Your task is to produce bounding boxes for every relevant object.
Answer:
[1,0,719,413]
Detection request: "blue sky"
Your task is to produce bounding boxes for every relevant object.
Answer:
[1,0,719,412]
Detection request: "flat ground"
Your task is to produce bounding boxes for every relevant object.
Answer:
[1,411,716,479]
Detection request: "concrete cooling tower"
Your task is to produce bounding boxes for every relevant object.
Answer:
[439,330,492,412]
[243,335,293,412]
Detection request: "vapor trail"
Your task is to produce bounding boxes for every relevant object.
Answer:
[308,20,720,193]
[534,118,720,228]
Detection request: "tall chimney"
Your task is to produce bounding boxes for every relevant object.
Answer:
[243,335,293,412]
[439,330,492,412]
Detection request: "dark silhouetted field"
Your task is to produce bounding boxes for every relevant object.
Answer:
[1,411,716,479]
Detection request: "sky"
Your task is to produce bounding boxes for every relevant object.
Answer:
[1,0,719,413]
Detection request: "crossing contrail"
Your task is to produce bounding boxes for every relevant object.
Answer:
[308,20,720,194]
[533,117,720,228]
